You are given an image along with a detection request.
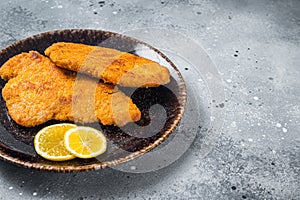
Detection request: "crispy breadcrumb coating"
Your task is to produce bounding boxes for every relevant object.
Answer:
[45,42,170,87]
[0,51,141,127]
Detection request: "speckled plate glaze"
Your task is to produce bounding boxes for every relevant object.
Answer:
[0,29,186,172]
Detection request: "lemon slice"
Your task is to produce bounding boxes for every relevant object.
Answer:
[34,123,77,161]
[64,126,107,159]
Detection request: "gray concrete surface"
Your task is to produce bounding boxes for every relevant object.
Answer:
[0,0,299,199]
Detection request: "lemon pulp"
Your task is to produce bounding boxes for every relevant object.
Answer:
[64,126,107,159]
[34,123,77,161]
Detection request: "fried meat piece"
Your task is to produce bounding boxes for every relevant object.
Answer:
[45,42,170,87]
[0,51,48,80]
[0,51,141,127]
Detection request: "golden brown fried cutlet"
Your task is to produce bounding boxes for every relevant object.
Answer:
[0,51,48,80]
[45,42,170,88]
[0,51,141,127]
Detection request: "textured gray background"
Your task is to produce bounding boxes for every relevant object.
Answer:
[0,0,299,199]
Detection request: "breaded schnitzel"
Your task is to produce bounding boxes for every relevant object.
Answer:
[45,42,170,88]
[0,51,141,127]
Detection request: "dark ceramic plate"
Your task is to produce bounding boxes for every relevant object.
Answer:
[0,29,186,172]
